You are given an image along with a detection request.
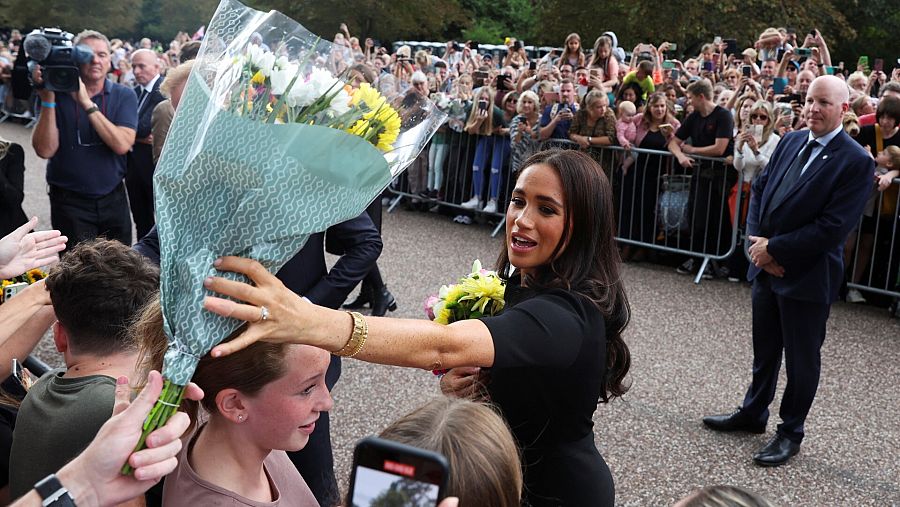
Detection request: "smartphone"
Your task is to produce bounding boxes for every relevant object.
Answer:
[529,60,537,71]
[858,56,869,69]
[825,66,836,75]
[874,58,884,73]
[477,99,489,112]
[742,65,752,77]
[724,39,738,56]
[347,437,448,507]
[669,69,680,80]
[776,47,785,62]
[750,124,763,143]
[796,48,812,57]
[3,281,28,302]
[662,60,675,70]
[659,123,673,130]
[773,78,786,94]
[702,61,714,72]
[11,358,35,391]
[668,43,678,52]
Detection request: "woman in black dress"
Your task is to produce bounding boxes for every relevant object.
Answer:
[618,93,680,259]
[202,149,632,506]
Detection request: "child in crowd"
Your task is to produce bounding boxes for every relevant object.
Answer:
[875,145,900,191]
[616,100,638,172]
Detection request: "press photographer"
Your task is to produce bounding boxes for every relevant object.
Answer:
[30,29,136,250]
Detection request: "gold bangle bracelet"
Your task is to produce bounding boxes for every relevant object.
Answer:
[333,311,368,357]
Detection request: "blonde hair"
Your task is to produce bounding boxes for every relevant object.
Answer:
[680,485,777,507]
[465,87,496,136]
[883,145,900,168]
[379,397,522,507]
[517,90,540,115]
[617,100,636,117]
[159,60,195,99]
[748,100,776,145]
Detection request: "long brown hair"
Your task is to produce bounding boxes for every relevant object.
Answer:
[378,397,522,507]
[131,298,289,428]
[465,87,496,136]
[641,92,677,129]
[496,150,631,401]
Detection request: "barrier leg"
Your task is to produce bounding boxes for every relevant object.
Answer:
[491,218,505,238]
[387,194,404,213]
[694,257,710,285]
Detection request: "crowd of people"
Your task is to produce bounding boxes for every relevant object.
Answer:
[0,18,895,507]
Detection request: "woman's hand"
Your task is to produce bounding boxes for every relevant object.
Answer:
[203,256,312,357]
[573,134,590,149]
[439,367,488,400]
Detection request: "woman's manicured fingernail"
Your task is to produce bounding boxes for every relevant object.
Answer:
[204,277,213,286]
[213,258,222,266]
[117,376,128,385]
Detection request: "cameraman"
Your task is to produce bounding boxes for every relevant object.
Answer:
[31,30,136,250]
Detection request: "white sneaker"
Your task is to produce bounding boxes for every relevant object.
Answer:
[460,196,481,209]
[846,288,867,304]
[482,199,498,214]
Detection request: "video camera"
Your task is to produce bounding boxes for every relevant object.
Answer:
[24,28,94,93]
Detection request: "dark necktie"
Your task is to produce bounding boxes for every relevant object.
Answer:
[768,138,819,211]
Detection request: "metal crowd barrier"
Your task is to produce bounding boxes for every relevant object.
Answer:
[845,179,900,302]
[389,134,900,299]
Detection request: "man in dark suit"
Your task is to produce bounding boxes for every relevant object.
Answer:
[133,211,381,506]
[126,49,166,239]
[703,76,873,467]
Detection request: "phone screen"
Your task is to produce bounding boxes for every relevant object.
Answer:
[742,65,752,77]
[529,60,537,70]
[348,437,448,507]
[874,58,884,72]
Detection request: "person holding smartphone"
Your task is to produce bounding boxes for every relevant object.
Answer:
[203,149,632,506]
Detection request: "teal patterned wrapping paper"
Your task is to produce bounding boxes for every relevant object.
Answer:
[153,0,443,384]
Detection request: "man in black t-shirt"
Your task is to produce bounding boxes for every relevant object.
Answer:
[668,79,735,275]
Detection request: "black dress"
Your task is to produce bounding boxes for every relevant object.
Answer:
[482,277,614,506]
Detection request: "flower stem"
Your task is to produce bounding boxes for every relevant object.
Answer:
[121,379,185,475]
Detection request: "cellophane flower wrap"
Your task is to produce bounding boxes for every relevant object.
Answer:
[424,260,506,375]
[126,0,445,471]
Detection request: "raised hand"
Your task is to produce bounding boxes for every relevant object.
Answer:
[0,217,67,279]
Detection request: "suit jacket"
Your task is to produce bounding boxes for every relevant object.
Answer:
[746,128,874,303]
[134,77,165,140]
[133,212,381,309]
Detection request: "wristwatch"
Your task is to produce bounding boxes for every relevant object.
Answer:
[587,136,592,145]
[34,474,76,506]
[85,105,100,115]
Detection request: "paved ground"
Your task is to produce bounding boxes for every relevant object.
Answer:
[6,119,899,506]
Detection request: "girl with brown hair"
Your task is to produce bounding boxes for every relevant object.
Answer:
[133,302,327,507]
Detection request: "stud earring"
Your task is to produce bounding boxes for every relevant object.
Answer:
[238,414,244,421]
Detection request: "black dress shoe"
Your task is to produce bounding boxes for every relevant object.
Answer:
[753,433,800,467]
[702,408,766,433]
[370,286,397,317]
[342,288,371,310]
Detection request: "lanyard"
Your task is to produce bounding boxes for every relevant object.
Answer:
[74,91,108,148]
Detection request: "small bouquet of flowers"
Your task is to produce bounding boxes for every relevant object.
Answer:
[424,260,506,375]
[1,269,47,304]
[126,0,444,470]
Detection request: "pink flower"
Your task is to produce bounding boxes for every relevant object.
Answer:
[424,295,439,320]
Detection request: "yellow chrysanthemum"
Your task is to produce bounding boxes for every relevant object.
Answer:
[457,274,506,315]
[347,83,401,152]
[435,308,453,325]
[250,70,266,85]
[1,280,11,288]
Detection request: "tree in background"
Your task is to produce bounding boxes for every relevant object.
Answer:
[2,0,894,68]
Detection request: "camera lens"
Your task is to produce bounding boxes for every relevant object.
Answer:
[47,66,79,92]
